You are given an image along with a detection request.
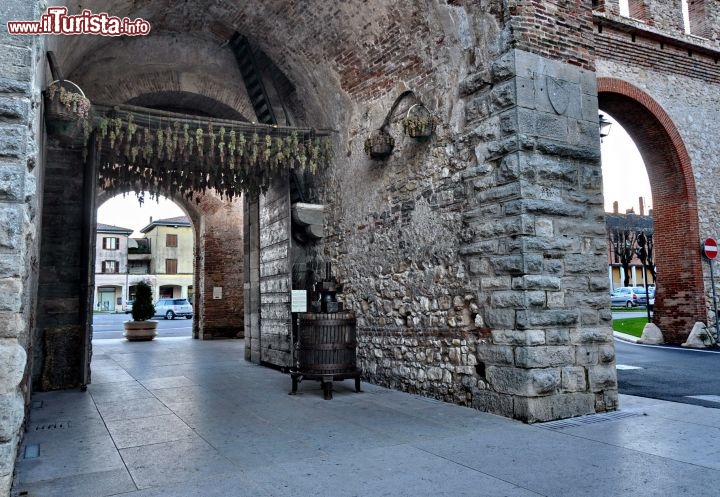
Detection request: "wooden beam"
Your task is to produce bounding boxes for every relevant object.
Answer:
[46,51,64,81]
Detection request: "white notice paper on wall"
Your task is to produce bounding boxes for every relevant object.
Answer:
[291,290,307,313]
[213,287,222,300]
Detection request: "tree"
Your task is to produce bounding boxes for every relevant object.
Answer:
[606,212,654,288]
[131,280,155,321]
[609,229,637,287]
[636,231,656,282]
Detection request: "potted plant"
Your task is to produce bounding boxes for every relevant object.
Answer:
[44,80,92,146]
[401,104,439,140]
[364,128,394,160]
[123,281,158,341]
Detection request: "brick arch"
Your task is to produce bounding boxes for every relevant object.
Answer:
[66,34,256,119]
[598,77,704,342]
[85,69,256,120]
[126,91,248,121]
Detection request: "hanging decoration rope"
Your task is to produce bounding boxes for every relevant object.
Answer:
[92,104,334,203]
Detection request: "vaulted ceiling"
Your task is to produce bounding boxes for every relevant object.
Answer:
[46,0,466,128]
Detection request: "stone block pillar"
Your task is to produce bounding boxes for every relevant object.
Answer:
[465,49,617,422]
[244,198,261,362]
[35,142,94,391]
[0,0,45,493]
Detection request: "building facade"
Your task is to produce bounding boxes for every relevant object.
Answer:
[93,217,194,312]
[138,216,194,303]
[94,223,133,312]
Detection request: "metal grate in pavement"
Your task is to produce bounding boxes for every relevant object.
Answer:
[538,410,644,430]
[32,421,69,431]
[23,444,39,459]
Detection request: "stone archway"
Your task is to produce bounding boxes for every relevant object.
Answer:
[598,78,705,343]
[95,187,245,342]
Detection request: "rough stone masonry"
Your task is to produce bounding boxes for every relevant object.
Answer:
[0,0,45,494]
[328,44,616,421]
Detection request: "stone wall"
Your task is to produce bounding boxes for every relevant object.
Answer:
[258,179,292,366]
[244,198,261,361]
[0,0,44,493]
[597,0,720,47]
[321,1,617,422]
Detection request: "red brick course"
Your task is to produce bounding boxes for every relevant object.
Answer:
[509,0,596,70]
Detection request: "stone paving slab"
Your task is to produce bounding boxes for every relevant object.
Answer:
[12,338,720,497]
[243,444,543,497]
[95,397,173,422]
[11,468,136,497]
[118,437,239,489]
[105,413,198,449]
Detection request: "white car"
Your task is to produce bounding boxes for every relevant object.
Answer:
[154,298,193,320]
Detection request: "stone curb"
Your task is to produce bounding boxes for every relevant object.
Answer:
[613,331,640,344]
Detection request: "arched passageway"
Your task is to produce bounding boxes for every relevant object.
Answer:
[34,0,351,389]
[95,188,244,343]
[599,78,705,342]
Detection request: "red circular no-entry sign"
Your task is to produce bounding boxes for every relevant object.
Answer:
[703,237,718,260]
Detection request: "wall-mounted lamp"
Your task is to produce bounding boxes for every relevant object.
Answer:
[599,113,612,141]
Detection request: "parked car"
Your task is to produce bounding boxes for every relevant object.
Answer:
[154,298,193,320]
[632,286,655,306]
[610,287,640,308]
[610,286,654,307]
[124,300,134,314]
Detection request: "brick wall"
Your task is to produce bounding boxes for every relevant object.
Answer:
[35,143,92,391]
[508,0,596,70]
[192,195,245,339]
[595,23,720,85]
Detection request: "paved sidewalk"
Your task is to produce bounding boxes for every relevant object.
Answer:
[12,337,720,497]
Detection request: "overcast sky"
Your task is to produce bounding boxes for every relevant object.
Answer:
[601,114,651,214]
[97,193,185,237]
[97,117,651,235]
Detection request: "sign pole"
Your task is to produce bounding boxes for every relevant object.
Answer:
[643,264,651,323]
[711,261,720,342]
[702,237,720,341]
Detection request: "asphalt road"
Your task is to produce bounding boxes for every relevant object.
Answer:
[615,338,720,408]
[92,312,192,339]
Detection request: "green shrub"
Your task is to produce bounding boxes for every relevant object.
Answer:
[131,281,155,321]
